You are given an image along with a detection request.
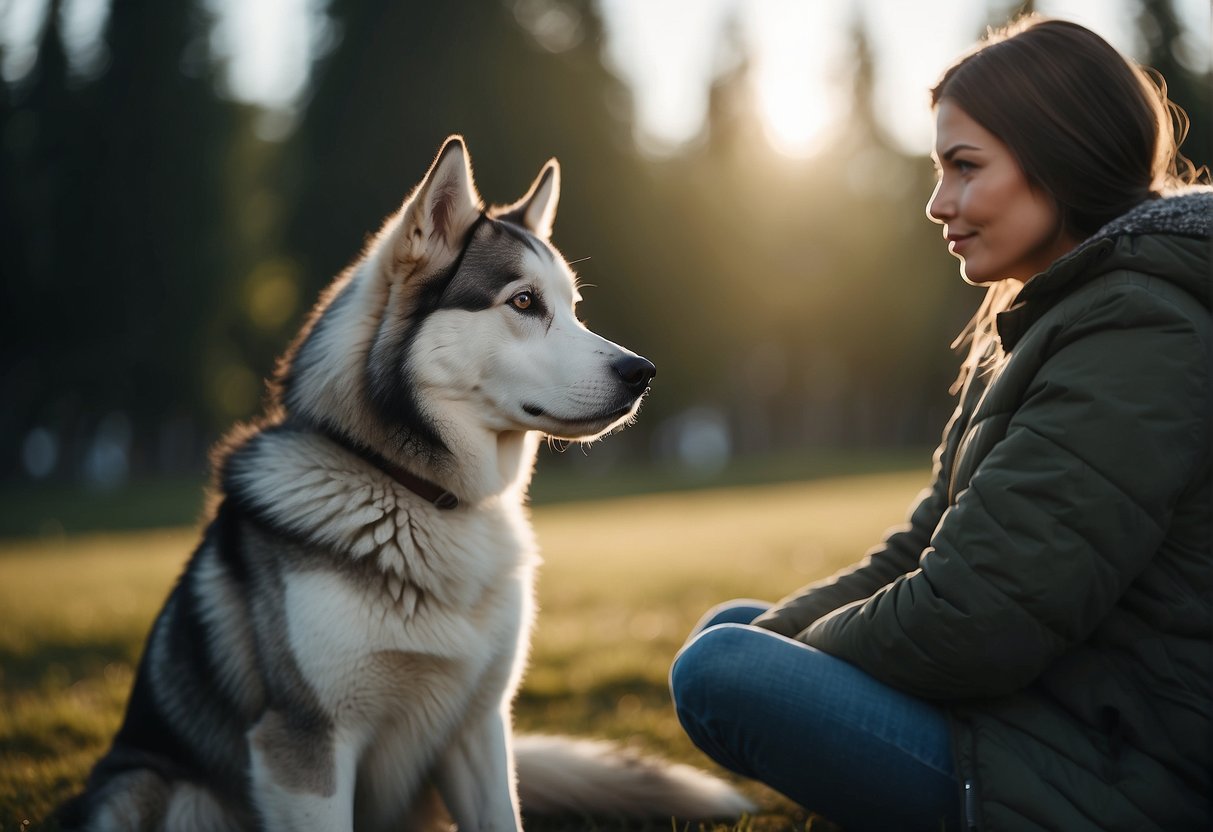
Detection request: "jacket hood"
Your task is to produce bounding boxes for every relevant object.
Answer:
[1079,186,1213,250]
[998,187,1212,348]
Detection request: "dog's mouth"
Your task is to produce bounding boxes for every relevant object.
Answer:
[522,401,638,433]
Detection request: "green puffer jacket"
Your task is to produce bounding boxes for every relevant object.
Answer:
[752,189,1212,830]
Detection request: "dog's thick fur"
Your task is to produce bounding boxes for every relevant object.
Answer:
[59,137,753,831]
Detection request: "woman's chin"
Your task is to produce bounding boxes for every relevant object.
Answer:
[960,261,997,285]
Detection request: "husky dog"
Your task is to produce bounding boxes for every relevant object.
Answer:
[59,137,752,831]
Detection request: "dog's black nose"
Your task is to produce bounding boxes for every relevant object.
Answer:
[613,355,656,394]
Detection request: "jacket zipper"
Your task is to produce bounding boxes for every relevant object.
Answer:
[963,779,978,831]
[948,712,980,831]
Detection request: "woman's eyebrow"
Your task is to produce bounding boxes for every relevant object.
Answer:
[941,143,980,161]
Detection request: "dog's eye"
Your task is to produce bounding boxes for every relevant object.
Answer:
[510,291,534,311]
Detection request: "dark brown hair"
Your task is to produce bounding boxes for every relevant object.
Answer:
[933,16,1204,240]
[935,16,1207,391]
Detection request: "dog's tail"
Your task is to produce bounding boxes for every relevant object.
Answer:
[513,734,756,820]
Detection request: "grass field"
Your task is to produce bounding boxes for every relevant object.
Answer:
[0,468,929,831]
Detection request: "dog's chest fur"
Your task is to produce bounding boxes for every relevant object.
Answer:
[227,428,538,728]
[280,559,533,726]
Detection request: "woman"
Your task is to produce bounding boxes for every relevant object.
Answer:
[669,17,1211,831]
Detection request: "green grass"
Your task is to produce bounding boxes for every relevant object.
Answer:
[0,468,930,831]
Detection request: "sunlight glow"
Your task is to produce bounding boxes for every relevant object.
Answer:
[745,1,849,158]
[755,68,834,158]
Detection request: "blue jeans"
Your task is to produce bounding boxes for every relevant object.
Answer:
[669,600,961,831]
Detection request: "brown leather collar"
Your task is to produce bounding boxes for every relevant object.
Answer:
[317,426,458,510]
[373,456,459,510]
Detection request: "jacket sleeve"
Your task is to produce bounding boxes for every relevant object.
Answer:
[749,411,961,638]
[801,298,1208,700]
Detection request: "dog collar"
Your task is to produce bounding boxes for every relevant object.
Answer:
[315,426,459,510]
[374,457,460,510]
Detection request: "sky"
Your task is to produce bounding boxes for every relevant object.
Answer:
[1,0,1210,156]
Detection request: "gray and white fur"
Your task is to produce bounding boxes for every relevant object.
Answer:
[58,136,753,831]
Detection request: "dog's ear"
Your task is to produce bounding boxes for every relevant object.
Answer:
[496,158,560,240]
[397,135,483,269]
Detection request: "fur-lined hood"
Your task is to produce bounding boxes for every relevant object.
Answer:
[1081,186,1213,249]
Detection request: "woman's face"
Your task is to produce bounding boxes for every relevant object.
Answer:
[927,100,1077,285]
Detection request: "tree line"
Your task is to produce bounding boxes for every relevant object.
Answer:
[1,0,1207,487]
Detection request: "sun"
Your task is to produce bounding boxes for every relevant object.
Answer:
[753,64,835,158]
[743,1,845,159]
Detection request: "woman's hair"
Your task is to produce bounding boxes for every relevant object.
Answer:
[935,15,1208,393]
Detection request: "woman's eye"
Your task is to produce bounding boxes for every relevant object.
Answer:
[955,160,976,174]
[511,291,534,311]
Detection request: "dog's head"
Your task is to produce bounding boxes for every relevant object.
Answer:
[279,136,654,465]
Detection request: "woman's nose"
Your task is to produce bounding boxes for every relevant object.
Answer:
[926,179,953,224]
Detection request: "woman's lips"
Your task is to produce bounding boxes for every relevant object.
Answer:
[947,232,975,254]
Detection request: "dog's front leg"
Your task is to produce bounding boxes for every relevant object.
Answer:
[247,711,357,831]
[434,707,521,832]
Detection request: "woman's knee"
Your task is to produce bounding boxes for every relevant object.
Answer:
[670,623,769,772]
[670,623,764,718]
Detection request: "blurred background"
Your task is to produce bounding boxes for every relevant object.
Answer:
[1,0,1209,536]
